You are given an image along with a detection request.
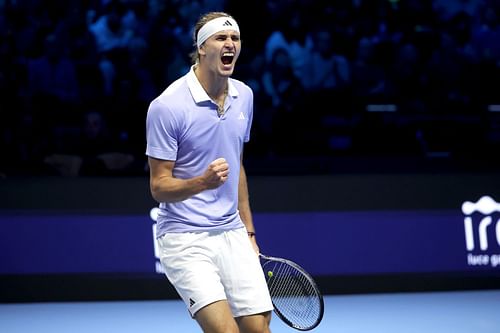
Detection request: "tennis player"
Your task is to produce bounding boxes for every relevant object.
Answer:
[145,12,273,333]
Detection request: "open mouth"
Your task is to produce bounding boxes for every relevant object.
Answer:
[221,52,234,65]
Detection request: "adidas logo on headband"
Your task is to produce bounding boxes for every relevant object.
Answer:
[197,16,240,48]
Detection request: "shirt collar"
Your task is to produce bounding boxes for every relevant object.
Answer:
[187,65,239,104]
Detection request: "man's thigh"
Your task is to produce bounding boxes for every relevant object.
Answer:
[195,300,239,333]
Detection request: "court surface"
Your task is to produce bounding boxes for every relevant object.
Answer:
[1,290,499,332]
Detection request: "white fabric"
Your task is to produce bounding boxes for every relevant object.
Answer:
[197,16,240,48]
[157,228,273,317]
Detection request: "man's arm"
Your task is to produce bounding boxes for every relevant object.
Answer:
[238,156,259,253]
[148,156,229,203]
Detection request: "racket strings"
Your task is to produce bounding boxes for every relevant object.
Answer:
[267,261,321,329]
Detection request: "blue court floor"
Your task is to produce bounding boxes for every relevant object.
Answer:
[1,290,499,333]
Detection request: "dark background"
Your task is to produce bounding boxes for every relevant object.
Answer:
[1,0,500,302]
[0,0,499,177]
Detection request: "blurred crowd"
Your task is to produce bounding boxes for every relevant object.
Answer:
[0,0,499,177]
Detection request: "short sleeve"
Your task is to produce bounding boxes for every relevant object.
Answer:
[145,99,180,161]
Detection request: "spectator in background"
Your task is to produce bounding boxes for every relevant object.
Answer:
[27,33,79,104]
[78,111,135,176]
[261,47,303,110]
[302,27,351,94]
[88,0,135,96]
[351,38,390,104]
[44,110,135,177]
[146,1,197,87]
[264,3,313,83]
[88,0,135,54]
[64,5,106,106]
[427,12,479,114]
[390,41,429,113]
[27,31,81,135]
[261,47,322,156]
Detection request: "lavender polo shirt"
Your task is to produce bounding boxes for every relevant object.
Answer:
[146,66,253,237]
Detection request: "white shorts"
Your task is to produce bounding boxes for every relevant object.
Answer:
[157,228,273,317]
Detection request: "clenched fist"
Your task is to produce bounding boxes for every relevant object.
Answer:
[203,157,229,189]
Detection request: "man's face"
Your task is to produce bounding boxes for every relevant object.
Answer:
[200,30,241,77]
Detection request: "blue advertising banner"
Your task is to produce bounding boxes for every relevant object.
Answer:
[2,195,499,277]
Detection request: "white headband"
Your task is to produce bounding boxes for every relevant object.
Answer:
[196,16,240,48]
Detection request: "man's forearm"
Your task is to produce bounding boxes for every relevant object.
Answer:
[238,164,255,232]
[150,175,207,203]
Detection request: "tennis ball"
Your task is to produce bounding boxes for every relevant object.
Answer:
[267,271,273,278]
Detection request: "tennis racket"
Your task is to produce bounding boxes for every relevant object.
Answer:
[260,254,324,331]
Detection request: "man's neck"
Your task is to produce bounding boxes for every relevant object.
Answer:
[194,64,228,100]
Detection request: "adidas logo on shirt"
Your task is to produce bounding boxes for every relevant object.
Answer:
[238,112,245,120]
